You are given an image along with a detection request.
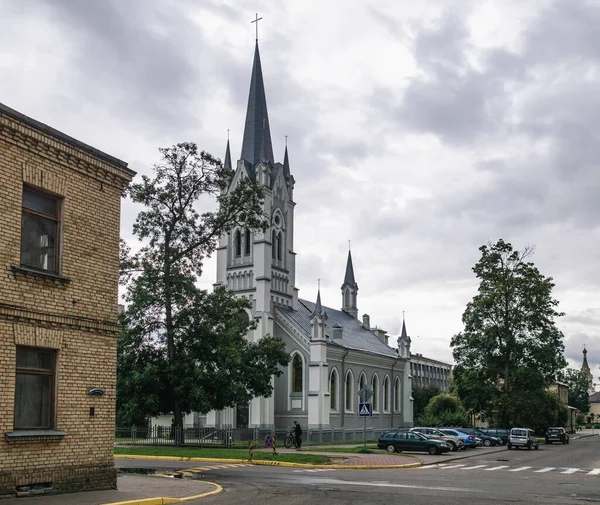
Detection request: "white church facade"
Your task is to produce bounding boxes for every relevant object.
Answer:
[200,40,414,434]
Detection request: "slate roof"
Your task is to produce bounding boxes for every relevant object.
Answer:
[590,391,600,403]
[277,298,398,358]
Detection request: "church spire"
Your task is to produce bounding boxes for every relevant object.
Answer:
[400,317,408,339]
[341,248,358,318]
[241,42,274,166]
[311,288,326,318]
[224,137,232,170]
[342,250,357,289]
[283,142,290,178]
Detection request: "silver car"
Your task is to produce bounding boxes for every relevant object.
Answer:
[410,427,464,452]
[508,428,539,450]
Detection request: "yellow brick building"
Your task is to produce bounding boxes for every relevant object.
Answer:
[0,102,134,498]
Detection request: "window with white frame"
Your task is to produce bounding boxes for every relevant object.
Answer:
[329,368,338,411]
[371,374,379,412]
[291,354,303,393]
[345,371,354,411]
[383,376,390,412]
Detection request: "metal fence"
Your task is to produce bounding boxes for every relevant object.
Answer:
[115,425,390,447]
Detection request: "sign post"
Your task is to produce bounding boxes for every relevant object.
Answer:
[358,385,373,450]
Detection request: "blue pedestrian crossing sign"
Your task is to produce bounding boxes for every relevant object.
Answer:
[358,403,372,417]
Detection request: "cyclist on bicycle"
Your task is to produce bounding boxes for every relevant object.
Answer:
[293,421,302,450]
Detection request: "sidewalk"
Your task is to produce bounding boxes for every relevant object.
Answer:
[0,474,221,505]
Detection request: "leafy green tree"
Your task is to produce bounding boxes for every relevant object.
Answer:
[424,394,464,416]
[558,368,591,414]
[118,143,289,438]
[412,384,441,418]
[451,239,567,428]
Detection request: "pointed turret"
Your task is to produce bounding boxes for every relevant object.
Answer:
[582,346,594,393]
[397,314,411,359]
[224,138,232,170]
[283,144,290,179]
[310,288,328,341]
[341,249,358,318]
[241,42,274,166]
[400,319,408,339]
[343,250,357,289]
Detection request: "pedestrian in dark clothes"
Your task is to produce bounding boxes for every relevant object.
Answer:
[293,421,302,450]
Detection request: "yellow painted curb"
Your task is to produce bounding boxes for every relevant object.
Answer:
[116,454,421,470]
[99,481,222,505]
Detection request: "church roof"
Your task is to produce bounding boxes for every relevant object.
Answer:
[241,42,274,165]
[277,299,398,358]
[590,391,600,403]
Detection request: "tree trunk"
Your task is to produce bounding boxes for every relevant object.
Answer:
[164,239,184,445]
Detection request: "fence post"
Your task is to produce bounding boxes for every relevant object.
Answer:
[131,425,137,443]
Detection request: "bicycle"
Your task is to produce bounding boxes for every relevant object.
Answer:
[284,430,298,449]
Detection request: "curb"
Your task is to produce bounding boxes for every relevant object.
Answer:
[98,481,222,505]
[116,454,421,470]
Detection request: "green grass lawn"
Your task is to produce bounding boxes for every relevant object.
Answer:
[114,446,332,465]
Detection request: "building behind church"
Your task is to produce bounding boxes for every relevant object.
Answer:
[0,103,134,497]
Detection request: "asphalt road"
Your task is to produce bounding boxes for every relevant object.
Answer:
[116,435,600,504]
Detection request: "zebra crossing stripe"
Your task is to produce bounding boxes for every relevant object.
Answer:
[440,464,466,469]
[509,466,531,472]
[485,466,509,471]
[561,468,580,474]
[534,467,555,473]
[461,465,487,470]
[588,469,600,475]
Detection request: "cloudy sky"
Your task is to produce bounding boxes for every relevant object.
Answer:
[1,0,599,382]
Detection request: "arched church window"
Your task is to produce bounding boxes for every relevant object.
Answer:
[358,373,367,406]
[234,230,242,257]
[292,354,303,393]
[276,232,282,260]
[383,376,390,412]
[271,230,276,259]
[394,377,401,412]
[330,369,338,411]
[372,374,379,412]
[244,229,251,255]
[345,371,353,411]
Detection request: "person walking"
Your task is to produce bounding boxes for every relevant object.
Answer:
[293,421,303,450]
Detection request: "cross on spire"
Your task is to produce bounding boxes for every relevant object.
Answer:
[251,13,263,41]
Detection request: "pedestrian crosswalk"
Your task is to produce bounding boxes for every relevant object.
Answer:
[155,463,251,478]
[421,463,600,476]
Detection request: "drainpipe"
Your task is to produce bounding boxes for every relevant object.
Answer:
[390,357,398,429]
[340,349,349,428]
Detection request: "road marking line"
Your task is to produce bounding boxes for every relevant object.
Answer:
[587,469,600,475]
[560,468,580,474]
[461,465,488,470]
[534,467,555,473]
[509,466,531,472]
[440,464,466,469]
[485,466,509,471]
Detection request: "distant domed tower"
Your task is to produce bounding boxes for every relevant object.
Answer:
[581,346,594,394]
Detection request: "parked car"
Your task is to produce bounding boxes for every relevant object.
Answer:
[545,427,569,444]
[508,428,539,450]
[439,428,476,449]
[479,428,509,445]
[409,427,464,452]
[451,427,502,447]
[378,429,451,455]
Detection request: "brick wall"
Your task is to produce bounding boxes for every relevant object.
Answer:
[0,106,133,498]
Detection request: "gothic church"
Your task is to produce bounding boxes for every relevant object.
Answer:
[205,41,413,432]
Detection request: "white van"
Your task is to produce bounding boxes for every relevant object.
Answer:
[508,428,539,450]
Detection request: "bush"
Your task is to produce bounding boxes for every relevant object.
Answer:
[425,394,463,416]
[414,413,442,427]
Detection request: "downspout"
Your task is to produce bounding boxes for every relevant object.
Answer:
[390,357,398,428]
[340,349,349,428]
